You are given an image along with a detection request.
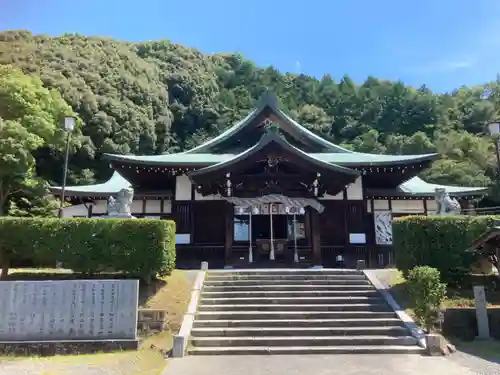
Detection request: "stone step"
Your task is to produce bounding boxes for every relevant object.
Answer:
[199,296,384,305]
[197,303,392,312]
[206,275,368,282]
[191,335,418,347]
[201,289,379,298]
[195,311,398,320]
[202,284,375,292]
[191,326,410,337]
[204,279,371,286]
[193,318,404,328]
[208,270,363,276]
[188,345,425,355]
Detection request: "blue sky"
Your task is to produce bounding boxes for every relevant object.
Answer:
[1,0,500,92]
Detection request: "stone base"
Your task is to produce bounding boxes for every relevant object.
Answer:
[105,213,136,219]
[138,308,168,333]
[425,334,456,356]
[0,339,139,356]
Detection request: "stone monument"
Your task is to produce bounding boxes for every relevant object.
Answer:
[435,188,461,216]
[473,285,491,340]
[0,279,140,355]
[107,187,136,219]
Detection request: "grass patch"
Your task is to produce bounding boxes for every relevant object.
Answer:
[140,270,193,333]
[0,268,194,374]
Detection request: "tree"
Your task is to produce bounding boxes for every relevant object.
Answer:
[0,119,42,215]
[0,30,499,200]
[0,65,77,215]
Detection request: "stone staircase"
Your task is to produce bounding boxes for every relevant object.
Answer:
[188,269,424,355]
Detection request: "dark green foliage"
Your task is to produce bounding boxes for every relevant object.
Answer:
[407,266,447,332]
[0,217,176,279]
[0,30,497,198]
[393,216,496,285]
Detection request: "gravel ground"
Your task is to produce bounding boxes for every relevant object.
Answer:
[448,352,500,375]
[0,360,122,375]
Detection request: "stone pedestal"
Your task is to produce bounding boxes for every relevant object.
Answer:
[425,333,456,356]
[356,259,366,270]
[105,213,136,219]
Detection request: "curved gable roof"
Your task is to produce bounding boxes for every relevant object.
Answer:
[183,90,350,154]
[188,125,360,179]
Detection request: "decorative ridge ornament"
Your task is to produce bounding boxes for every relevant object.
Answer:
[266,122,281,134]
[258,89,278,109]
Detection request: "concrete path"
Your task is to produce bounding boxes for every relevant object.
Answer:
[162,354,491,375]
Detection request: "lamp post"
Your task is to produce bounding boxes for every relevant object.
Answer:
[58,116,76,218]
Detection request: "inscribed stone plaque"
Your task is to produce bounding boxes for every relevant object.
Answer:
[0,280,139,341]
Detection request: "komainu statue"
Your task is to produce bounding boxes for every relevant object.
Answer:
[107,187,135,218]
[435,188,461,216]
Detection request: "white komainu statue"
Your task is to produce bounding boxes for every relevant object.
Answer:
[435,187,461,216]
[107,187,134,217]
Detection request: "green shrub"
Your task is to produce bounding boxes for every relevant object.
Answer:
[393,215,496,285]
[0,217,176,280]
[407,266,447,332]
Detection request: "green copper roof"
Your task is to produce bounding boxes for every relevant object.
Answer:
[50,171,131,197]
[51,171,487,198]
[105,151,438,167]
[185,90,350,154]
[398,176,488,196]
[189,126,360,178]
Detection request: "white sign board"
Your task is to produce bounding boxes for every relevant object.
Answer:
[0,280,139,341]
[349,233,366,244]
[175,233,191,244]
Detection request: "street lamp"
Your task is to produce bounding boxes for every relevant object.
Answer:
[57,116,76,218]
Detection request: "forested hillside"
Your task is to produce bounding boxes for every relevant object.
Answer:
[0,29,499,213]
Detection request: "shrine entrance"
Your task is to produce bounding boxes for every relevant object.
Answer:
[229,195,322,266]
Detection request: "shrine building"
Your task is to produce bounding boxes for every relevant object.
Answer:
[52,91,488,268]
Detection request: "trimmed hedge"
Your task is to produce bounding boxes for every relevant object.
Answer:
[393,215,497,285]
[0,217,176,280]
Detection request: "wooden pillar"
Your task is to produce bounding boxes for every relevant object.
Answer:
[224,202,234,265]
[310,208,322,266]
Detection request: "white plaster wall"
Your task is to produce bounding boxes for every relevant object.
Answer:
[175,175,192,201]
[92,200,108,215]
[426,199,437,215]
[145,200,162,214]
[163,200,172,214]
[320,191,344,200]
[131,200,143,214]
[60,204,88,218]
[194,191,223,200]
[346,177,363,200]
[60,200,107,218]
[366,199,390,213]
[391,200,425,214]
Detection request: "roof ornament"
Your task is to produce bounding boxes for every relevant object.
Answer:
[258,89,278,109]
[435,188,461,216]
[265,122,281,134]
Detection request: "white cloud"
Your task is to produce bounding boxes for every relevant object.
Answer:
[295,61,301,74]
[405,57,477,75]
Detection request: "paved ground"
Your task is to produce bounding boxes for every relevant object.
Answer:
[162,353,500,375]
